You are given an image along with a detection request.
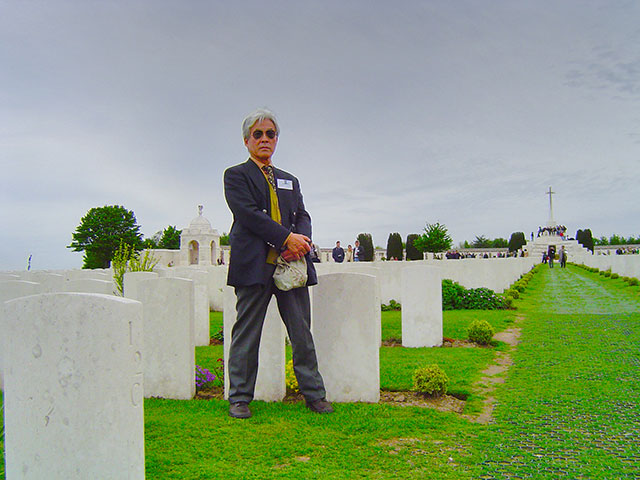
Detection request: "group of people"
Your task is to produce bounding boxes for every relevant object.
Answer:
[543,244,567,268]
[331,240,364,262]
[537,225,567,238]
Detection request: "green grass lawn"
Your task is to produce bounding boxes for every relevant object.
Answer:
[3,263,639,479]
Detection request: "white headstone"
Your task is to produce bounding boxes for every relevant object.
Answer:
[138,277,195,399]
[312,273,380,402]
[123,271,159,300]
[401,265,443,348]
[2,293,145,479]
[223,286,286,402]
[62,278,115,295]
[1,280,41,389]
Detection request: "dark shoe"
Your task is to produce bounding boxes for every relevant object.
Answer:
[229,401,251,419]
[306,398,334,414]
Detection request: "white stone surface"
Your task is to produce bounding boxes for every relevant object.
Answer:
[138,277,195,399]
[170,268,211,346]
[1,280,42,389]
[21,272,64,292]
[223,285,286,402]
[312,273,380,403]
[401,266,443,348]
[123,271,159,300]
[2,293,145,479]
[62,278,115,295]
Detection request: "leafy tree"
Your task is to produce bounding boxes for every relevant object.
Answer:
[405,234,423,260]
[386,232,403,260]
[68,205,143,269]
[472,235,491,248]
[220,232,230,246]
[158,225,181,249]
[413,222,453,254]
[508,232,526,252]
[357,233,374,261]
[491,237,508,248]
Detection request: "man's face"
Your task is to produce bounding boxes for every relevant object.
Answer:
[336,242,341,247]
[245,119,278,164]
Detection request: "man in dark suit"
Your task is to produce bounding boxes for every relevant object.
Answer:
[223,108,333,419]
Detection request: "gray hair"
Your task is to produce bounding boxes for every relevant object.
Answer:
[242,108,280,141]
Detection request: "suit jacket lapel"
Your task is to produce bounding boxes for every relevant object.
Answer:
[244,159,269,205]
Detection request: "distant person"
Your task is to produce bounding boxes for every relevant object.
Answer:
[354,240,364,262]
[346,244,354,262]
[560,246,567,268]
[547,245,556,268]
[332,241,345,263]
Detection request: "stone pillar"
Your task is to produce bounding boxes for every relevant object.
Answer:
[223,286,285,402]
[312,273,380,402]
[2,293,145,479]
[402,266,443,348]
[138,277,195,399]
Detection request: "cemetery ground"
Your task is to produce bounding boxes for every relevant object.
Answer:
[1,264,639,478]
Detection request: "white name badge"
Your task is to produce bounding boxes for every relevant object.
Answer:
[277,179,293,190]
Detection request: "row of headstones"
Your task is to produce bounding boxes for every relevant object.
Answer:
[1,266,442,478]
[1,255,535,311]
[576,253,640,278]
[314,256,537,303]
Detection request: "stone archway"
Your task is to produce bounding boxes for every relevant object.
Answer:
[189,240,199,265]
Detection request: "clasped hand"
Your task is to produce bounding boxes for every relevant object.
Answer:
[282,233,311,261]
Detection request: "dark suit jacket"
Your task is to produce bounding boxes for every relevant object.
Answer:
[223,159,318,287]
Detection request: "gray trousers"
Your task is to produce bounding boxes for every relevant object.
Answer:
[228,281,326,404]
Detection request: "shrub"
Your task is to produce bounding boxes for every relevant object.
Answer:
[412,364,448,397]
[622,276,630,282]
[464,288,508,310]
[442,279,467,310]
[386,232,403,261]
[604,270,611,277]
[468,319,494,345]
[442,279,507,310]
[405,234,423,261]
[285,359,299,392]
[508,289,520,299]
[628,278,639,286]
[611,273,619,279]
[503,295,514,308]
[381,299,401,311]
[514,284,525,293]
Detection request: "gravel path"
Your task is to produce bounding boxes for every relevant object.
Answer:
[479,265,640,479]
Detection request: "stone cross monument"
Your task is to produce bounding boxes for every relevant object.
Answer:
[546,186,557,228]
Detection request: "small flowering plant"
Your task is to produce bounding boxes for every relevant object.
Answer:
[195,365,216,392]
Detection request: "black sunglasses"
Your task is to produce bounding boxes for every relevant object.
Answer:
[252,129,277,140]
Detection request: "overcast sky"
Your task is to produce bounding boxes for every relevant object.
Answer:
[2,0,639,271]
